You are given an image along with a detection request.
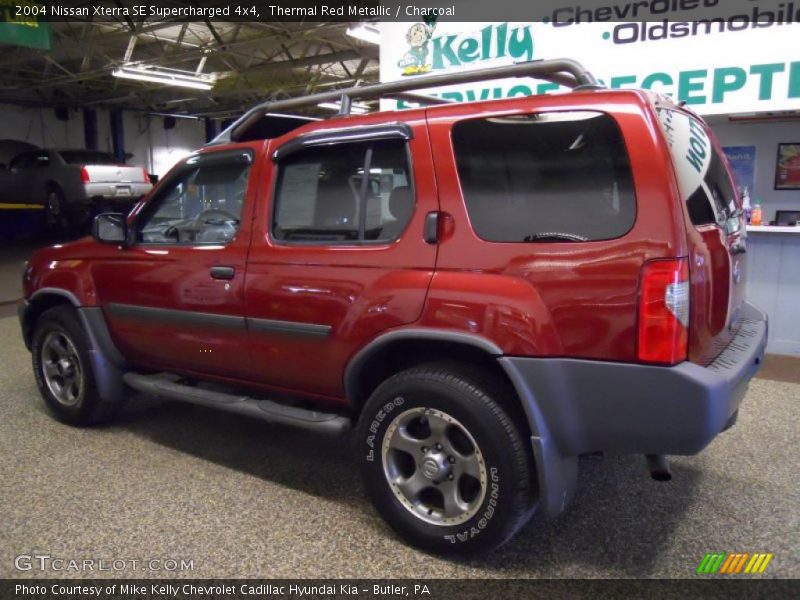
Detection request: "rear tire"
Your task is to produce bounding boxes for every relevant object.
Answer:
[44,186,71,238]
[31,305,121,426]
[356,363,536,555]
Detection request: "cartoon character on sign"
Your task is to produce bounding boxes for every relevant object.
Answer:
[398,22,435,76]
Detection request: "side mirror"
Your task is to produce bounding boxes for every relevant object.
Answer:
[92,213,128,245]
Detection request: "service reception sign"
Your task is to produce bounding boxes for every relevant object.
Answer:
[380,19,800,116]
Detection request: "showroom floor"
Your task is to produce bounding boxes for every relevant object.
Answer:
[0,308,798,579]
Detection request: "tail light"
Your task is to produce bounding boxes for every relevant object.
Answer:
[141,167,150,183]
[637,258,690,365]
[80,166,90,183]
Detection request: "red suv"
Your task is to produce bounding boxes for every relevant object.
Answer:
[19,60,767,554]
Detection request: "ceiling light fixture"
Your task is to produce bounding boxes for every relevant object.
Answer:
[318,101,369,114]
[112,65,215,90]
[345,23,380,45]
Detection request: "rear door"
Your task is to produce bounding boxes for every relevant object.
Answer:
[243,115,438,399]
[656,107,747,365]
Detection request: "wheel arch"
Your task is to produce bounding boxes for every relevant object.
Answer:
[345,329,523,424]
[21,288,81,349]
[23,289,127,404]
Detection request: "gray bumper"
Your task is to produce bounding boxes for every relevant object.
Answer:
[499,302,768,516]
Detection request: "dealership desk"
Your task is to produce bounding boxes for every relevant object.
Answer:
[745,225,800,356]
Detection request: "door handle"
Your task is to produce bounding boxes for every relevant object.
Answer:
[424,211,440,244]
[210,266,235,280]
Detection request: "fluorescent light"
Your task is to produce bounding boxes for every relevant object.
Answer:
[346,23,380,45]
[318,101,369,114]
[112,65,215,90]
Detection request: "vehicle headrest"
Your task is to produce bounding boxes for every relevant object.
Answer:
[389,186,413,222]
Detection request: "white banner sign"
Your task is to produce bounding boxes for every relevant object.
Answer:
[380,19,800,115]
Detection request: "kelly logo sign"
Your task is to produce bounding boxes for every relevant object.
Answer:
[380,20,800,115]
[397,22,534,76]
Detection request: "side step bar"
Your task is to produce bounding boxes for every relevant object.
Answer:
[123,373,351,435]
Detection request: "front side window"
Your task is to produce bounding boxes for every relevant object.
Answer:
[273,139,413,243]
[452,111,636,243]
[137,154,251,245]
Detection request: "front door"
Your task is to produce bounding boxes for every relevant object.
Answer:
[93,146,260,380]
[243,116,439,400]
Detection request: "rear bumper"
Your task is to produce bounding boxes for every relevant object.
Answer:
[83,182,153,202]
[500,302,768,457]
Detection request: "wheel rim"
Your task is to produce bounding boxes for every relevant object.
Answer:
[382,407,488,526]
[40,331,83,407]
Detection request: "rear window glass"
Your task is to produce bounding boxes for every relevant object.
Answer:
[59,150,117,165]
[657,108,736,226]
[452,111,636,243]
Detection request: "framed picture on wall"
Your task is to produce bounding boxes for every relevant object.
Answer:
[775,143,800,190]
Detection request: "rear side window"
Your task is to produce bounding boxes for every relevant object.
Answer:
[657,108,736,226]
[452,111,636,243]
[273,139,413,243]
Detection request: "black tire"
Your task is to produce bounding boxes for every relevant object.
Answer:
[31,305,121,426]
[357,363,536,555]
[44,186,71,238]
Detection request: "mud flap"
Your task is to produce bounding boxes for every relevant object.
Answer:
[77,307,127,404]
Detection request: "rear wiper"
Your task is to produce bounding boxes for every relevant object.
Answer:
[524,232,589,243]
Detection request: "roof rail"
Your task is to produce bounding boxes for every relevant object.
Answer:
[209,58,602,145]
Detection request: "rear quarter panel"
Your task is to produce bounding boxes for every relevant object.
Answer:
[423,91,687,361]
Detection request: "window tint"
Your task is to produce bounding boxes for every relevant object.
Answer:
[452,112,636,243]
[273,139,412,243]
[59,150,117,165]
[137,156,251,245]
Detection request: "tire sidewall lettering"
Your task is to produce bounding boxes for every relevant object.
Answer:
[365,396,405,462]
[443,466,500,544]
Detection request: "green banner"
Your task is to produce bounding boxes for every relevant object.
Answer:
[0,0,51,50]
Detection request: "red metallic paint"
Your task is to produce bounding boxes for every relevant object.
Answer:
[242,112,438,397]
[423,91,686,361]
[23,89,741,405]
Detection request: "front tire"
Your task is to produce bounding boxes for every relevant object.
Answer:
[31,306,121,426]
[357,364,536,554]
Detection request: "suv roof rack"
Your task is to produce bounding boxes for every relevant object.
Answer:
[209,58,603,146]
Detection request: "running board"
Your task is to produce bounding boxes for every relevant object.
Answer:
[122,372,350,435]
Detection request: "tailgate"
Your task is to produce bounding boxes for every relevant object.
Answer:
[656,107,748,365]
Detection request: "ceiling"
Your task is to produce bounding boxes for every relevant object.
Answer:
[0,17,380,118]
